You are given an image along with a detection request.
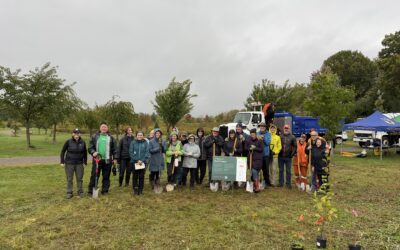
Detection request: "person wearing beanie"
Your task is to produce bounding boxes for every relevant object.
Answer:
[235,123,249,157]
[245,128,264,192]
[268,124,282,187]
[148,129,167,189]
[182,134,201,188]
[60,128,88,198]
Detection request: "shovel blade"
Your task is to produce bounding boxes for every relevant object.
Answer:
[166,184,174,192]
[154,185,163,194]
[92,188,99,199]
[210,182,219,192]
[246,181,254,193]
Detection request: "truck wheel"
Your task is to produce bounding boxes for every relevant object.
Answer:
[382,137,389,147]
[335,137,343,145]
[358,142,366,147]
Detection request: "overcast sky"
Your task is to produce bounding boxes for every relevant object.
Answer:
[1,1,399,116]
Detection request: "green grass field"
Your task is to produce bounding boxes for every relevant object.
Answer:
[0,154,399,249]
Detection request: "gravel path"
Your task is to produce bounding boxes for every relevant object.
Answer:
[0,156,60,166]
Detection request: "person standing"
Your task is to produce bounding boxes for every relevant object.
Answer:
[269,124,282,187]
[88,122,118,195]
[235,123,249,156]
[118,127,134,187]
[60,128,87,198]
[224,129,243,157]
[278,125,297,188]
[204,127,224,184]
[294,134,309,190]
[195,128,207,184]
[257,122,272,187]
[245,129,264,192]
[166,132,184,185]
[148,129,167,189]
[129,131,150,195]
[182,134,201,189]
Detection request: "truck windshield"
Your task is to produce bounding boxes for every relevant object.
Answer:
[233,113,251,124]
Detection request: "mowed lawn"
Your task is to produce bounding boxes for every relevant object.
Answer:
[0,154,399,249]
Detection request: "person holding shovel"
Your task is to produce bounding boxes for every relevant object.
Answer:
[293,134,309,191]
[235,123,249,157]
[148,129,167,190]
[118,127,134,187]
[182,134,201,189]
[224,129,243,157]
[306,137,327,192]
[88,122,118,196]
[269,124,282,187]
[129,131,150,195]
[60,128,88,199]
[245,129,264,193]
[257,122,272,188]
[278,125,297,189]
[166,132,184,186]
[195,128,207,185]
[307,130,330,192]
[204,127,224,184]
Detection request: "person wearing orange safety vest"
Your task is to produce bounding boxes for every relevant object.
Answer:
[293,134,309,191]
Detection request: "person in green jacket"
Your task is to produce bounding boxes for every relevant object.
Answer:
[166,132,184,185]
[129,131,150,195]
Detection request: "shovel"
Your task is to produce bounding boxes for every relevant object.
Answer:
[92,156,100,199]
[246,151,254,193]
[210,181,219,192]
[296,150,302,190]
[154,170,163,194]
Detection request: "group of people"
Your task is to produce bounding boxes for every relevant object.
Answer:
[60,121,331,198]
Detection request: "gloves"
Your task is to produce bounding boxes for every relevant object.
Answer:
[250,145,256,150]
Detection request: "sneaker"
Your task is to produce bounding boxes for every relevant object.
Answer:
[66,193,73,199]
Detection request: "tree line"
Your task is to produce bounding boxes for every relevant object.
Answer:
[1,30,399,147]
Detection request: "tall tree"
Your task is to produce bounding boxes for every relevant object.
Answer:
[101,96,136,140]
[377,30,400,112]
[323,50,378,117]
[244,79,308,113]
[74,107,101,136]
[0,63,70,148]
[305,69,355,140]
[153,78,197,132]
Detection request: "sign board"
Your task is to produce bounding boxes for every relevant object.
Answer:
[211,156,247,182]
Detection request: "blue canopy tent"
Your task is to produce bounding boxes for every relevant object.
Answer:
[344,111,400,159]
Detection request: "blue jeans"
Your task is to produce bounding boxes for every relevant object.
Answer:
[208,159,213,182]
[251,168,260,181]
[278,157,292,187]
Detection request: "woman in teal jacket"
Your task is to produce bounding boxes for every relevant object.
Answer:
[129,131,150,195]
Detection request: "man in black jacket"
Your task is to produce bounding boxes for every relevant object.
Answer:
[203,127,224,183]
[118,127,134,187]
[60,128,88,198]
[88,122,118,195]
[278,125,297,188]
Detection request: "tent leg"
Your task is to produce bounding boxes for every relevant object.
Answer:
[381,137,383,161]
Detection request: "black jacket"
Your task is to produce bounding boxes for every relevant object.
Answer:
[279,133,297,158]
[60,137,88,165]
[88,132,118,162]
[195,136,207,161]
[307,146,326,173]
[244,137,264,170]
[223,138,243,156]
[236,132,249,156]
[119,135,133,161]
[204,135,224,159]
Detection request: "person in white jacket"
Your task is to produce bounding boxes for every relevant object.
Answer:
[182,134,201,188]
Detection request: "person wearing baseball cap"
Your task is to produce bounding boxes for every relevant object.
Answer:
[60,128,88,198]
[278,124,297,188]
[204,127,224,184]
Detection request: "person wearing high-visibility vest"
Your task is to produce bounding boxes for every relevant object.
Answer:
[269,124,282,186]
[294,134,309,191]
